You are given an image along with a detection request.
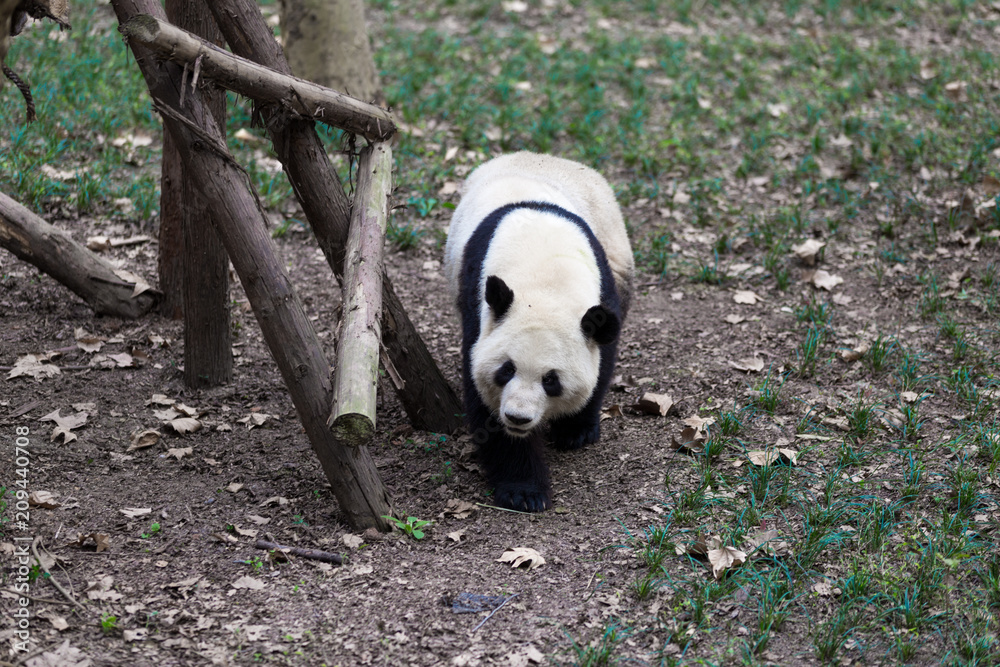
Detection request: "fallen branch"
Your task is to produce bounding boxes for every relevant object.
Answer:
[0,191,160,318]
[31,539,86,612]
[119,14,395,142]
[254,539,343,565]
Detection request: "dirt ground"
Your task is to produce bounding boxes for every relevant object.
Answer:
[2,172,996,666]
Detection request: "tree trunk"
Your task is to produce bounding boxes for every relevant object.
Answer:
[205,0,464,434]
[112,0,392,531]
[165,0,232,388]
[281,0,383,104]
[0,191,160,319]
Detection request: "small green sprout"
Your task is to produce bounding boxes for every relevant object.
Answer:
[382,515,432,540]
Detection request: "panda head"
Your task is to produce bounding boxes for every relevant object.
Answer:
[471,275,620,438]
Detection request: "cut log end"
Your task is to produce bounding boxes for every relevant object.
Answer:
[329,412,375,447]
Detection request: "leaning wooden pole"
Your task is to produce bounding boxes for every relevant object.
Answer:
[111,0,391,531]
[204,0,465,434]
[119,14,394,142]
[328,142,391,445]
[0,191,160,319]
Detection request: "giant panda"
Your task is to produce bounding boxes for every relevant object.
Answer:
[443,152,634,512]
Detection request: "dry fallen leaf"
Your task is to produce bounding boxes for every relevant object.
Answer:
[683,415,715,430]
[238,413,273,429]
[128,429,161,452]
[120,507,152,518]
[636,392,674,417]
[746,448,799,466]
[166,447,193,460]
[8,354,61,380]
[231,575,266,590]
[729,357,765,373]
[812,581,837,597]
[342,534,364,549]
[225,483,244,493]
[840,342,870,362]
[497,547,545,570]
[447,529,466,543]
[810,269,844,291]
[708,544,747,579]
[441,499,478,520]
[724,313,745,325]
[791,239,826,266]
[29,491,61,509]
[744,527,790,557]
[733,290,761,305]
[671,426,706,455]
[164,417,203,435]
[112,268,152,298]
[599,404,625,421]
[40,409,89,444]
[74,329,105,354]
[73,532,111,552]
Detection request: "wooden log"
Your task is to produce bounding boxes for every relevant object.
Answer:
[328,142,391,445]
[0,191,160,319]
[167,0,233,388]
[119,14,395,143]
[111,0,392,531]
[205,0,464,435]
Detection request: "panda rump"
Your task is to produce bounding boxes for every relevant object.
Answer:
[443,152,634,512]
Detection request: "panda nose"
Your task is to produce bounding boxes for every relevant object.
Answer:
[505,413,532,426]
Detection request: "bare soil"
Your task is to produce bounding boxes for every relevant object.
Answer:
[2,174,997,666]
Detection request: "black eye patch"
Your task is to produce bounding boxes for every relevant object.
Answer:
[494,360,516,386]
[542,370,562,397]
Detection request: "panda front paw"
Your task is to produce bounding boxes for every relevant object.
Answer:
[549,418,600,451]
[493,482,552,513]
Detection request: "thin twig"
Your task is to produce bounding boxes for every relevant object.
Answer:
[474,502,533,515]
[31,540,86,612]
[2,588,75,606]
[472,593,518,632]
[254,539,343,565]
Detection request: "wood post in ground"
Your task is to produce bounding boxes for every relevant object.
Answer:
[111,0,392,531]
[166,0,232,388]
[328,142,391,445]
[204,0,465,434]
[0,191,160,319]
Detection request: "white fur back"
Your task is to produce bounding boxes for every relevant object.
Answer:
[444,152,634,304]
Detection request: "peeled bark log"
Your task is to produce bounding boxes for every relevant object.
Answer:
[112,0,391,531]
[0,191,160,318]
[205,0,464,435]
[119,14,395,142]
[328,142,391,445]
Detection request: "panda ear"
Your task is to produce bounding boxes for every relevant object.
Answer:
[485,275,514,320]
[581,305,620,345]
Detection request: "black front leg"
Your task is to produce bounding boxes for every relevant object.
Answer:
[548,401,602,451]
[468,401,552,512]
